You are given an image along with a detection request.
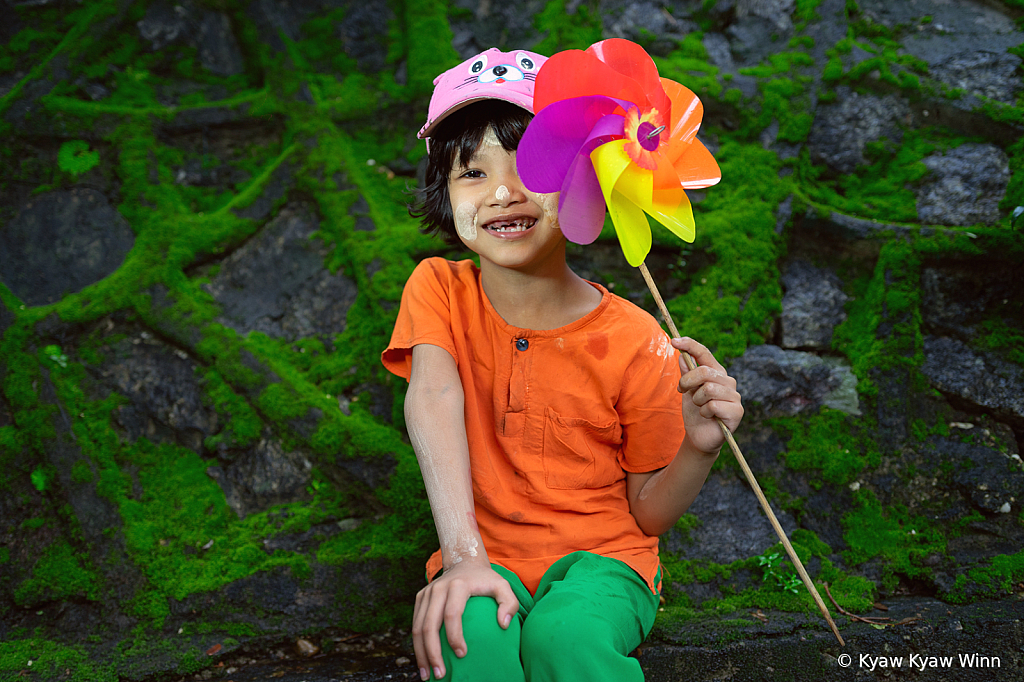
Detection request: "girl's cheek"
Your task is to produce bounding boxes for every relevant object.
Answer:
[529,191,561,230]
[454,201,478,241]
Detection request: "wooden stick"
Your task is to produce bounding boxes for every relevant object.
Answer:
[638,261,845,647]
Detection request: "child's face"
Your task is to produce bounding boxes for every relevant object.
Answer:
[448,127,563,272]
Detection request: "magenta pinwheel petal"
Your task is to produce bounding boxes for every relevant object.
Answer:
[518,96,630,194]
[556,152,606,244]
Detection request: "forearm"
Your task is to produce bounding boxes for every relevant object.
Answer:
[406,345,488,570]
[629,436,719,537]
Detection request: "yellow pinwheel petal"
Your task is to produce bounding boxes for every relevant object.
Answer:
[649,187,695,243]
[618,168,695,244]
[592,140,653,266]
[608,189,651,267]
[592,139,698,263]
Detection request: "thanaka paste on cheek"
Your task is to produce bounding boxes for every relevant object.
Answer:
[454,201,478,241]
[532,192,562,230]
[495,185,510,203]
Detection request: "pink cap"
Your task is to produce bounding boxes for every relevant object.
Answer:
[418,48,548,141]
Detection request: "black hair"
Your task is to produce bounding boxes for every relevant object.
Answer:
[409,100,533,245]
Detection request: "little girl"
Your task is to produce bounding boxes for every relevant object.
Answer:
[382,47,743,682]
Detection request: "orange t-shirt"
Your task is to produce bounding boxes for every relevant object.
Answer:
[382,258,684,594]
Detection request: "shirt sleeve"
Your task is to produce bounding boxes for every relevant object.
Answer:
[616,316,685,473]
[381,258,460,381]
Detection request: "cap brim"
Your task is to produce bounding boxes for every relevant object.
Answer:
[418,95,535,140]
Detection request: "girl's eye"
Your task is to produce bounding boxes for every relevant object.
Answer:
[461,169,484,179]
[516,52,535,71]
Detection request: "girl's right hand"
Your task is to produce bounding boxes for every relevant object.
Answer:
[411,557,519,681]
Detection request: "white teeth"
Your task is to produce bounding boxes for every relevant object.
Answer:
[488,219,536,233]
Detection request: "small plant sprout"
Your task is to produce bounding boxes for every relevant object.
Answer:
[31,467,48,492]
[758,551,802,594]
[57,140,100,178]
[43,344,68,368]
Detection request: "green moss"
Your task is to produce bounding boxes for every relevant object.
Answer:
[533,0,604,54]
[0,639,116,682]
[841,489,945,591]
[944,550,1024,604]
[832,240,923,398]
[770,409,880,488]
[118,438,310,604]
[665,139,785,360]
[402,0,460,95]
[14,540,101,605]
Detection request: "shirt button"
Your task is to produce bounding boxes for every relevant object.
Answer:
[516,338,529,351]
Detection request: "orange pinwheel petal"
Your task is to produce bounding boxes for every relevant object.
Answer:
[672,140,721,189]
[661,78,703,146]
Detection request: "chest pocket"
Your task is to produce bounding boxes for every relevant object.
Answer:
[542,406,624,489]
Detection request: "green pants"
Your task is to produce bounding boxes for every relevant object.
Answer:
[432,551,660,682]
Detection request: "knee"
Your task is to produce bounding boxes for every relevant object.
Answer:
[441,596,520,662]
[520,608,608,666]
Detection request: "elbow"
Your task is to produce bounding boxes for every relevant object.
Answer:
[405,377,464,423]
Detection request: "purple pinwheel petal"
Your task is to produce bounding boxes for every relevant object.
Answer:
[518,96,628,193]
[556,152,606,244]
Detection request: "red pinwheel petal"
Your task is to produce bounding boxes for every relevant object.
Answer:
[534,49,649,114]
[589,39,670,117]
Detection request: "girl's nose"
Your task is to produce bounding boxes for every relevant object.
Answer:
[491,179,525,207]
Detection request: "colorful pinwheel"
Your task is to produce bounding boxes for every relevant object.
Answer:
[517,38,721,267]
[517,40,846,647]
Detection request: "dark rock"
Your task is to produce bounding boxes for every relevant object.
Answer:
[332,452,397,491]
[729,345,859,416]
[206,203,358,341]
[245,0,306,51]
[702,32,734,69]
[916,143,1010,226]
[920,262,1022,343]
[644,598,1024,681]
[922,336,1024,431]
[807,88,912,174]
[779,260,848,350]
[872,0,1024,72]
[262,521,351,554]
[96,332,219,452]
[137,1,193,51]
[450,0,547,58]
[206,437,312,518]
[941,437,1024,516]
[138,0,244,76]
[735,0,794,32]
[931,51,1022,105]
[196,10,245,77]
[350,194,376,232]
[335,1,393,73]
[797,209,910,241]
[0,189,135,307]
[603,1,698,53]
[665,472,798,564]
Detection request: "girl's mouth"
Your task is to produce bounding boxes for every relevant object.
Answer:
[484,217,537,234]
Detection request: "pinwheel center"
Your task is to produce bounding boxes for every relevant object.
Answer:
[637,122,663,151]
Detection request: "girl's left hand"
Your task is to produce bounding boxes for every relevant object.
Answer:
[672,337,743,456]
